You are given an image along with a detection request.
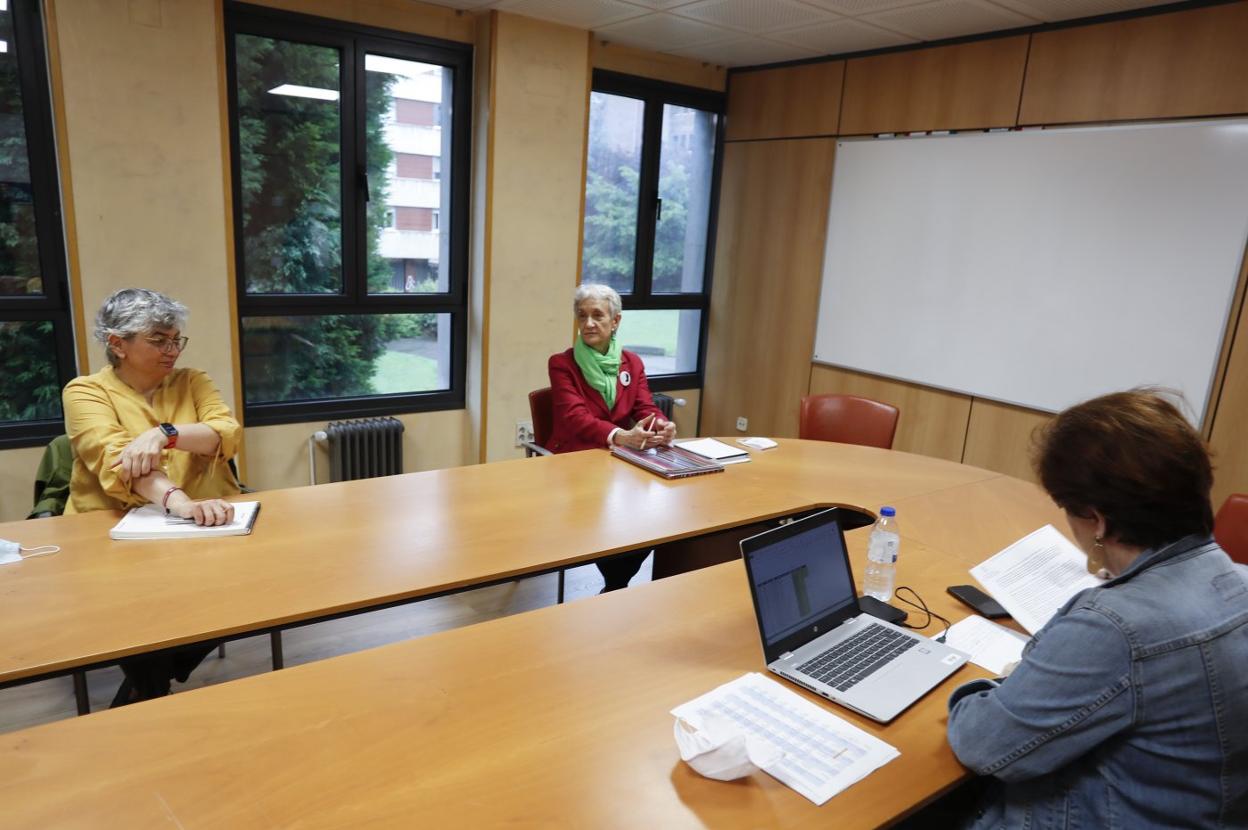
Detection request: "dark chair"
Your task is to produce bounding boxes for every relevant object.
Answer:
[523,387,555,457]
[1214,493,1248,565]
[799,393,900,450]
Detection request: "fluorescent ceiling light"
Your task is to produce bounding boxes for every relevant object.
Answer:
[268,84,338,101]
[364,54,438,78]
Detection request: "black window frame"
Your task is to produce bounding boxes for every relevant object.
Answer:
[0,0,76,450]
[586,70,724,393]
[225,2,471,426]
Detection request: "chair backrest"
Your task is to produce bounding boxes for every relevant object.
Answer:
[1214,493,1248,565]
[529,387,555,450]
[799,393,900,450]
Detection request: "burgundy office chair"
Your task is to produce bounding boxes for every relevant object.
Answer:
[524,387,555,457]
[1214,493,1248,566]
[799,393,900,450]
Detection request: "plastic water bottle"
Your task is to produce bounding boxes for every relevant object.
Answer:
[864,507,900,601]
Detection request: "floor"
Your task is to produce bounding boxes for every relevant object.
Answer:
[0,556,651,734]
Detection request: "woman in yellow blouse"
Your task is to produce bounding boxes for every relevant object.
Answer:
[63,288,243,704]
[64,288,241,524]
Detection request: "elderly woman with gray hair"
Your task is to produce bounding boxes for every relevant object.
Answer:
[63,288,242,703]
[547,283,676,590]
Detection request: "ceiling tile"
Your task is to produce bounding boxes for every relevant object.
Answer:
[673,0,838,34]
[619,0,704,9]
[771,17,917,53]
[596,12,738,50]
[669,36,819,66]
[802,0,930,14]
[986,0,1171,22]
[494,0,648,29]
[414,0,501,9]
[862,0,1038,39]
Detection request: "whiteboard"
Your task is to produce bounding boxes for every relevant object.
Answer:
[812,121,1248,422]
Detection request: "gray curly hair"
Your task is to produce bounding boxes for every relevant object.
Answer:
[94,288,188,366]
[573,283,622,319]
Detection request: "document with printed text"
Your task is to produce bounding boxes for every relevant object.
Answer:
[944,615,1030,675]
[970,525,1101,634]
[671,673,899,805]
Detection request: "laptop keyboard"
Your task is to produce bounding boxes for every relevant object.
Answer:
[795,622,917,692]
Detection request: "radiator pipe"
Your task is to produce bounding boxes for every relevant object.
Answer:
[309,430,327,487]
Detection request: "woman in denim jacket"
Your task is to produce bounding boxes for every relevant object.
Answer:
[946,390,1248,829]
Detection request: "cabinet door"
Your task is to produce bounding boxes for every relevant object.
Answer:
[726,62,844,141]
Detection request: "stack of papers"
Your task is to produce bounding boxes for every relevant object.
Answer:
[970,525,1102,634]
[671,673,899,805]
[676,438,751,464]
[110,501,262,540]
[943,615,1029,674]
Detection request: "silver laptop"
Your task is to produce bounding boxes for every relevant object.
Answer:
[740,508,969,723]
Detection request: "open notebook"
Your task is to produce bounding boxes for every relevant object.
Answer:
[110,501,261,540]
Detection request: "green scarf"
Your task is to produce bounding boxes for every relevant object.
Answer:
[573,334,621,411]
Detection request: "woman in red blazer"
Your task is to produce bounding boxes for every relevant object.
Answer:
[547,283,676,590]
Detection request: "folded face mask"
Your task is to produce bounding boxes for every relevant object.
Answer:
[0,539,60,565]
[673,713,784,781]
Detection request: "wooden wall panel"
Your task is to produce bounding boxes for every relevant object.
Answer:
[701,138,836,438]
[808,365,972,462]
[725,62,843,141]
[839,36,1028,135]
[1020,2,1248,125]
[1210,289,1248,509]
[961,399,1052,482]
[591,39,726,91]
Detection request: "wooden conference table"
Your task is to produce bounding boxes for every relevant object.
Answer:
[0,440,1067,827]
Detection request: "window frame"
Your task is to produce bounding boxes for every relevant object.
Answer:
[0,0,77,450]
[585,70,725,393]
[225,2,471,426]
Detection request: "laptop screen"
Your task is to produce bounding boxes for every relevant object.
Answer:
[745,512,859,647]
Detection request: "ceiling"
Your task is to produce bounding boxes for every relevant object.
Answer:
[417,0,1178,68]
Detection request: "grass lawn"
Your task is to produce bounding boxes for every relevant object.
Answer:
[371,349,439,394]
[616,309,680,355]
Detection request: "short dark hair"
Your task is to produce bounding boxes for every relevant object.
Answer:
[1034,389,1214,550]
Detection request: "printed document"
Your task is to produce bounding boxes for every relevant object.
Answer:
[671,672,898,805]
[944,615,1030,675]
[970,525,1101,634]
[110,501,261,540]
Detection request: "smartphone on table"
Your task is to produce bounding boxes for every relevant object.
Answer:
[947,584,1009,619]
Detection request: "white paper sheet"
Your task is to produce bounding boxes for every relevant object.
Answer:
[944,615,1030,675]
[109,501,261,540]
[671,673,899,805]
[676,438,749,461]
[970,525,1101,634]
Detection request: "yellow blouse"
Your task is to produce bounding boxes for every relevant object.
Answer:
[63,366,242,515]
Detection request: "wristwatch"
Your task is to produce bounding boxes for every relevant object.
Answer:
[159,422,178,449]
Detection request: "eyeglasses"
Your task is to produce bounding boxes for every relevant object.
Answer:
[144,335,189,354]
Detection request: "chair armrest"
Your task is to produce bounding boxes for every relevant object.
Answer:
[522,441,553,458]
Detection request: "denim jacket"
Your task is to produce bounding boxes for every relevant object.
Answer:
[946,534,1248,829]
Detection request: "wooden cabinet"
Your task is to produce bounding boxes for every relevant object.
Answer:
[1020,2,1248,124]
[725,62,843,141]
[701,138,836,437]
[840,36,1028,135]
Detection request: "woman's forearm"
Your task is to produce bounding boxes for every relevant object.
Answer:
[171,423,223,456]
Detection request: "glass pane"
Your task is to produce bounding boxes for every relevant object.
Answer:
[581,92,643,295]
[0,7,44,297]
[241,313,451,404]
[235,34,342,294]
[0,320,62,423]
[366,54,451,295]
[616,309,700,376]
[652,105,717,294]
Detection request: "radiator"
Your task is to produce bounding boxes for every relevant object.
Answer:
[318,417,405,483]
[653,393,676,420]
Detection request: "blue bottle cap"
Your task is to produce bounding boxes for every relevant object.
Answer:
[880,506,896,517]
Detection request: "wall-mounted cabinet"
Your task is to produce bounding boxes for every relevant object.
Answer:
[725,61,843,141]
[840,36,1028,136]
[1020,2,1248,125]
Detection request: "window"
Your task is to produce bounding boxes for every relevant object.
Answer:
[0,1,75,449]
[226,3,469,425]
[581,71,722,391]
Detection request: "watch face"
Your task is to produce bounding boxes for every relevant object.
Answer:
[160,423,177,437]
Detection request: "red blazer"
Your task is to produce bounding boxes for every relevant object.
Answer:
[546,348,665,454]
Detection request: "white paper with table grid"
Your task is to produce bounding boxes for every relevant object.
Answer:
[671,672,899,804]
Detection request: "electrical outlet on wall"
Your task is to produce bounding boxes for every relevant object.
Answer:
[735,416,748,432]
[515,420,534,448]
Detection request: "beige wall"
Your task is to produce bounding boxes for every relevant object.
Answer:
[0,0,716,519]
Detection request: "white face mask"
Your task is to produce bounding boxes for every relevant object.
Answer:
[0,539,60,565]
